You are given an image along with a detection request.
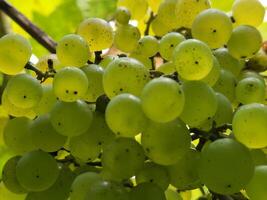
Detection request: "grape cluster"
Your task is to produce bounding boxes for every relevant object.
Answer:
[0,0,267,200]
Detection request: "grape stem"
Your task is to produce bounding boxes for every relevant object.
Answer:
[24,62,55,82]
[144,11,155,36]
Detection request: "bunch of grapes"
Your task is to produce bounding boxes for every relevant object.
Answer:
[0,0,267,199]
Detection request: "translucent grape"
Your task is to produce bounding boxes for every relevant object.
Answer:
[201,56,221,87]
[135,36,159,58]
[250,149,267,166]
[130,183,166,200]
[99,55,118,69]
[156,62,176,75]
[117,0,148,20]
[151,17,169,37]
[115,7,131,25]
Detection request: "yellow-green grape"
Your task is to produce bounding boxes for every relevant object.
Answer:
[227,25,262,59]
[30,115,67,152]
[99,55,118,69]
[2,156,26,194]
[165,188,183,200]
[180,81,217,127]
[0,34,31,75]
[129,53,152,70]
[135,36,159,58]
[102,138,145,181]
[173,39,213,80]
[210,0,234,11]
[233,103,267,148]
[246,166,267,200]
[106,93,148,137]
[239,70,265,85]
[151,16,170,37]
[5,73,42,109]
[77,18,114,51]
[214,93,233,127]
[156,62,176,74]
[250,149,267,166]
[50,100,93,137]
[136,162,170,190]
[232,0,265,27]
[3,117,35,155]
[213,69,237,102]
[81,64,104,102]
[201,56,221,87]
[70,172,103,200]
[175,0,211,28]
[247,49,267,72]
[147,0,163,13]
[117,0,148,20]
[103,57,150,98]
[53,67,88,102]
[56,34,90,67]
[159,32,185,61]
[141,119,191,166]
[114,24,141,53]
[36,54,63,72]
[199,138,254,195]
[33,84,58,115]
[141,77,185,123]
[70,111,115,162]
[130,183,166,200]
[192,9,232,49]
[235,77,265,104]
[115,7,131,25]
[167,149,201,190]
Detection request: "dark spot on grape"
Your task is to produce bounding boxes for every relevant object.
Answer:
[241,56,247,59]
[125,148,129,152]
[23,95,27,99]
[146,148,150,153]
[212,29,217,33]
[65,43,68,47]
[178,90,182,94]
[58,122,61,126]
[74,91,78,95]
[224,44,227,48]
[36,175,40,178]
[170,44,174,47]
[227,184,231,188]
[149,179,154,182]
[120,88,123,92]
[65,90,69,93]
[98,142,102,145]
[195,61,199,65]
[230,16,236,23]
[208,117,211,120]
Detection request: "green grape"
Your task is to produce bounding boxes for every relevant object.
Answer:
[250,149,267,166]
[227,25,262,59]
[36,54,63,72]
[117,0,148,20]
[173,39,213,80]
[180,81,218,127]
[130,183,166,200]
[246,166,267,200]
[232,0,265,27]
[239,70,265,85]
[198,138,254,195]
[129,53,152,70]
[210,0,234,11]
[165,188,183,200]
[0,182,26,200]
[141,119,191,166]
[175,0,211,28]
[99,55,118,69]
[2,156,26,194]
[167,149,201,190]
[232,103,267,148]
[201,56,221,87]
[50,100,93,137]
[70,111,115,162]
[135,36,159,58]
[247,49,267,72]
[70,172,103,200]
[147,0,162,13]
[30,115,67,152]
[56,34,89,67]
[53,67,88,102]
[0,33,31,75]
[5,73,42,109]
[192,9,232,49]
[102,138,145,181]
[103,57,150,98]
[16,150,59,192]
[3,117,35,154]
[235,77,265,104]
[115,7,131,25]
[156,62,176,75]
[151,16,170,37]
[81,64,104,102]
[114,24,141,53]
[213,69,237,102]
[213,48,244,77]
[77,18,114,51]
[136,162,170,190]
[159,32,185,61]
[141,77,185,123]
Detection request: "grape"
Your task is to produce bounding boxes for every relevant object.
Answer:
[117,0,148,20]
[2,156,26,194]
[36,54,63,72]
[151,16,169,37]
[81,64,104,102]
[56,34,89,67]
[102,138,145,180]
[114,24,141,53]
[247,49,267,72]
[16,150,59,192]
[30,115,67,152]
[77,18,114,51]
[198,138,254,195]
[53,67,88,102]
[239,70,265,85]
[103,57,150,98]
[99,55,118,69]
[3,117,35,154]
[136,162,170,190]
[129,53,153,70]
[115,7,131,25]
[157,62,176,75]
[141,119,191,166]
[141,77,185,123]
[165,188,183,200]
[180,81,218,127]
[167,149,201,190]
[130,182,166,200]
[232,103,267,148]
[192,9,232,49]
[227,25,262,59]
[159,32,185,61]
[5,73,42,109]
[147,0,162,13]
[0,34,31,75]
[50,100,93,137]
[135,36,159,58]
[0,182,26,200]
[232,0,265,27]
[173,39,213,80]
[175,0,211,28]
[201,56,221,87]
[250,149,267,166]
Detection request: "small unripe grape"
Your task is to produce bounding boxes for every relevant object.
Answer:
[115,7,131,25]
